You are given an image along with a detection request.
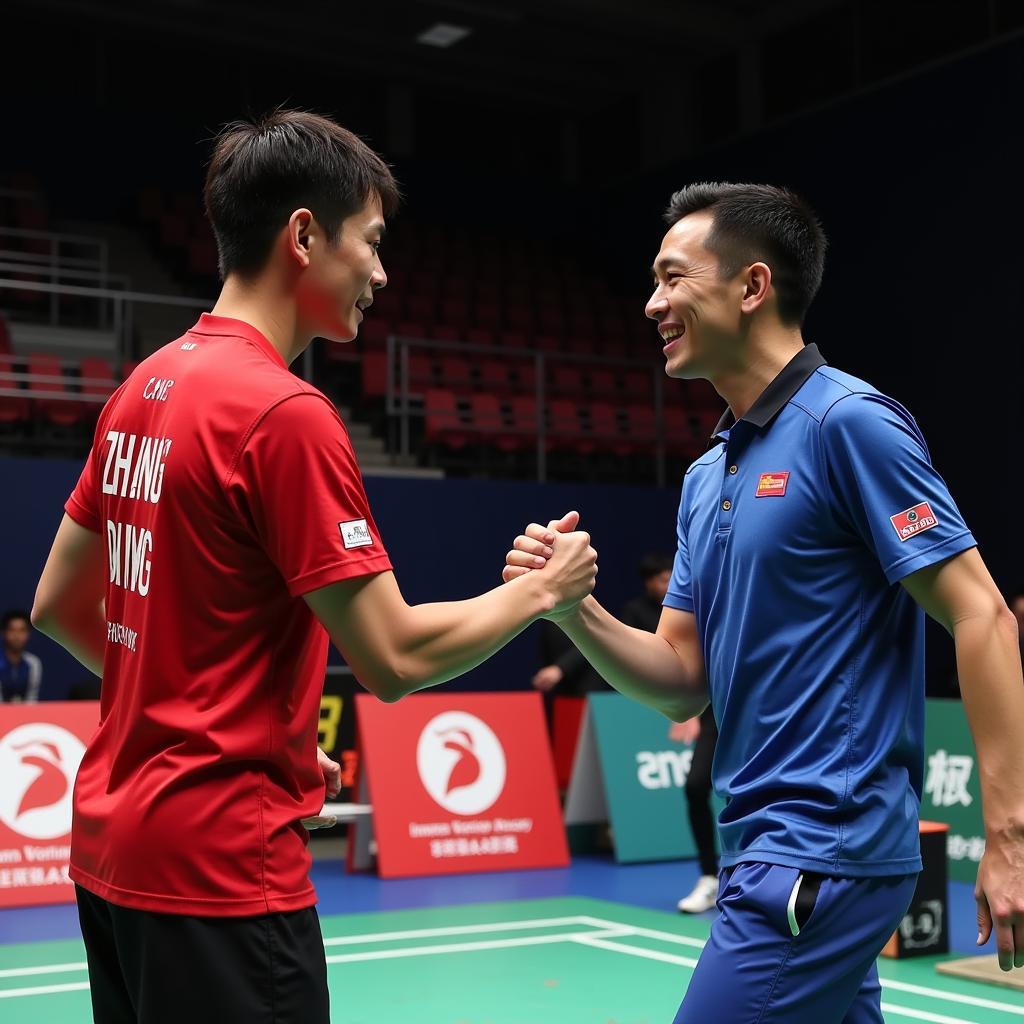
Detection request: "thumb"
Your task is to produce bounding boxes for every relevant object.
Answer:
[547,510,580,534]
[976,891,993,946]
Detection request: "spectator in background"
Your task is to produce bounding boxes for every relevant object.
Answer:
[621,553,673,632]
[0,609,43,702]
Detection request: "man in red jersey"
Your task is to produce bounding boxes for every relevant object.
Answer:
[31,109,597,1024]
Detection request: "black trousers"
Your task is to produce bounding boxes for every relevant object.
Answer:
[75,885,330,1024]
[685,705,720,877]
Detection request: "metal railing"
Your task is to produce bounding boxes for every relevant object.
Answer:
[0,227,113,326]
[385,333,669,485]
[0,277,213,368]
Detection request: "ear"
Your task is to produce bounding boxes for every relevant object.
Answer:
[741,261,772,314]
[286,209,315,268]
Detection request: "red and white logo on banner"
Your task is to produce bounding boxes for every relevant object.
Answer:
[890,501,938,542]
[0,723,85,840]
[0,702,98,908]
[416,712,507,815]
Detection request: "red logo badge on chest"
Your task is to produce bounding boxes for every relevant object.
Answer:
[890,501,939,542]
[755,471,790,497]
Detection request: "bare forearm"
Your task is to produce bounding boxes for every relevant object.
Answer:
[956,606,1024,836]
[558,597,706,721]
[33,603,106,677]
[392,573,554,694]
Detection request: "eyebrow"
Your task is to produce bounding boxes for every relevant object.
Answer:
[368,221,387,237]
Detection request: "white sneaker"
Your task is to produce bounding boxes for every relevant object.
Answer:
[677,874,719,914]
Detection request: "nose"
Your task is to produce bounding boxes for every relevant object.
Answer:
[645,287,667,321]
[372,261,387,290]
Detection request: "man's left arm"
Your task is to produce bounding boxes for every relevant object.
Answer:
[902,549,1024,971]
[32,514,106,677]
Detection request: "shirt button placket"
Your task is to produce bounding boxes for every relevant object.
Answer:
[720,452,736,529]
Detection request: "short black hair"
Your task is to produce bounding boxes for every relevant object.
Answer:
[2,609,30,630]
[204,108,401,279]
[639,553,674,581]
[664,182,827,326]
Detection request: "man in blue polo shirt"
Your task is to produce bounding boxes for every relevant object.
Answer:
[505,183,1024,1021]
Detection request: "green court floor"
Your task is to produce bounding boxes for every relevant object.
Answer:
[1,897,1020,1023]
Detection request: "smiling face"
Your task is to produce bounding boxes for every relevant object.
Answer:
[645,211,751,382]
[296,195,387,344]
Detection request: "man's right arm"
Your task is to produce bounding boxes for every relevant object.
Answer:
[555,597,707,722]
[304,529,597,702]
[504,518,707,722]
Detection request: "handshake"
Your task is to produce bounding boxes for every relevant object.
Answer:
[502,510,598,620]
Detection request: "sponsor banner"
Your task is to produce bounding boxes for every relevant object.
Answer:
[351,692,568,878]
[923,698,985,883]
[0,702,99,908]
[565,692,721,863]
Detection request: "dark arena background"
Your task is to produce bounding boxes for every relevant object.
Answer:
[0,1,1022,1021]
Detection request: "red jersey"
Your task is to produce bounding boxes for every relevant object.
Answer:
[65,314,391,915]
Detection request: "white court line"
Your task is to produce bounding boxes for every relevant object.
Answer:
[576,915,708,950]
[880,1003,978,1024]
[325,928,632,964]
[883,980,1024,1017]
[0,962,87,979]
[322,914,592,946]
[0,981,90,1000]
[580,915,1024,1016]
[1,911,1021,1020]
[571,934,700,968]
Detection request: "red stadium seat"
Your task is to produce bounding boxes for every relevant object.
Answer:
[357,319,389,352]
[29,355,83,426]
[479,359,512,395]
[0,356,30,424]
[588,368,617,399]
[424,389,469,449]
[466,327,495,349]
[438,355,472,391]
[468,393,506,444]
[79,358,117,410]
[548,398,583,450]
[624,369,652,401]
[361,351,388,398]
[626,404,657,446]
[587,401,629,455]
[508,395,540,447]
[551,364,584,397]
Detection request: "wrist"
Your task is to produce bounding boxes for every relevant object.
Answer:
[515,571,556,619]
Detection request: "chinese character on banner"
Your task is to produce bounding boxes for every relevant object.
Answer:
[924,749,974,808]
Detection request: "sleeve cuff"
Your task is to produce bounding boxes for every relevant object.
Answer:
[288,554,394,596]
[883,531,977,585]
[64,496,102,534]
[663,592,694,613]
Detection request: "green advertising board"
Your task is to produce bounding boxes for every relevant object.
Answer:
[565,695,982,878]
[923,698,985,884]
[564,692,721,863]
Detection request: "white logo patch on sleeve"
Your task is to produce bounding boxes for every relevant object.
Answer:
[339,519,373,549]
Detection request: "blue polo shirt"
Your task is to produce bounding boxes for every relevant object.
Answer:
[664,344,976,877]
